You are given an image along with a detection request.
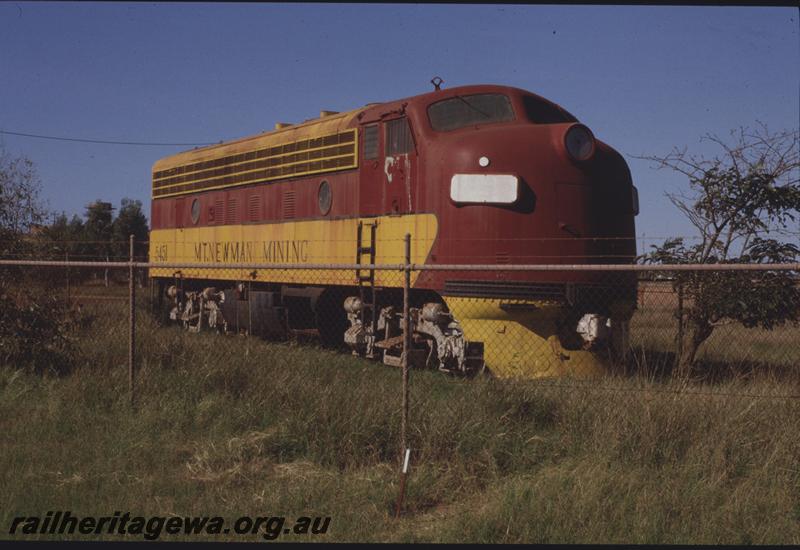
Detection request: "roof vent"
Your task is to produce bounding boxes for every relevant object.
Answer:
[319,110,339,118]
[275,122,293,130]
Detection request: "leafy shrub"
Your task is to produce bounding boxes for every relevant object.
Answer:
[0,287,88,375]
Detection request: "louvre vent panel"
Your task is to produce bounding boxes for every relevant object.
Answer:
[227,199,238,224]
[152,130,357,198]
[282,190,296,219]
[213,199,224,224]
[248,195,261,221]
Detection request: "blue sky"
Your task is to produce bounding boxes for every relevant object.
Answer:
[0,3,797,247]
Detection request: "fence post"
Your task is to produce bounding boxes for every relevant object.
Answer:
[65,251,70,305]
[396,233,411,518]
[129,234,136,407]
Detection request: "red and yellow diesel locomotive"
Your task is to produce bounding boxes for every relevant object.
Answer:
[149,82,639,378]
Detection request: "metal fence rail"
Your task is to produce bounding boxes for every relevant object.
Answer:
[3,260,799,271]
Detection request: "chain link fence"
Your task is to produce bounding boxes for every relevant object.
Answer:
[1,238,799,541]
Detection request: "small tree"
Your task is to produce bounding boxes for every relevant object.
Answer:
[112,198,149,287]
[36,213,91,283]
[0,148,81,374]
[639,124,800,378]
[37,213,86,255]
[84,200,115,284]
[112,198,149,259]
[0,147,46,257]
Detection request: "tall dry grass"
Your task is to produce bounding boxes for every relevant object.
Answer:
[1,302,798,543]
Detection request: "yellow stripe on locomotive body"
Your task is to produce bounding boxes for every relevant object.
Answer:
[148,213,439,287]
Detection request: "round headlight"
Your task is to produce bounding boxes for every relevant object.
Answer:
[564,125,595,162]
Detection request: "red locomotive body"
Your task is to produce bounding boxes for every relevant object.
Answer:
[149,84,638,378]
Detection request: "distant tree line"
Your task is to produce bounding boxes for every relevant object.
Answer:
[0,145,149,284]
[38,199,149,261]
[36,199,149,286]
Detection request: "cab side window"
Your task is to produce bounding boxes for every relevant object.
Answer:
[385,117,414,155]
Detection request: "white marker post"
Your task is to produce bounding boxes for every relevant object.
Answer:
[395,448,411,518]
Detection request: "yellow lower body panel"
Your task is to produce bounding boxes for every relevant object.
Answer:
[445,297,610,379]
[149,214,438,287]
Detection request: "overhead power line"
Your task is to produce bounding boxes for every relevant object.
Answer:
[0,129,218,147]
